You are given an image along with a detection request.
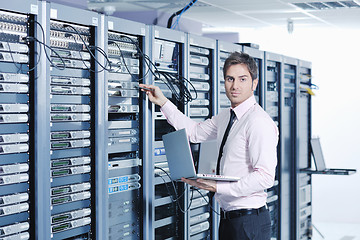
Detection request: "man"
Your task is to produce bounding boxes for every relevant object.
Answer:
[140,51,278,240]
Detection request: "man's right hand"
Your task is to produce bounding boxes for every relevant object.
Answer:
[139,84,168,107]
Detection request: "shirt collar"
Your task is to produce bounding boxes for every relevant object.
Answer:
[231,95,256,120]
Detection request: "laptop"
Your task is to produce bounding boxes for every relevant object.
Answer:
[162,129,240,181]
[301,138,356,175]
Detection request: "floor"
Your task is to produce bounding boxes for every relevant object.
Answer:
[312,222,360,240]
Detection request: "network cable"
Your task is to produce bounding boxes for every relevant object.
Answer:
[63,24,109,72]
[109,35,159,82]
[167,0,198,29]
[109,35,198,104]
[193,188,220,216]
[154,166,220,216]
[25,36,67,70]
[31,20,66,70]
[0,23,42,74]
[108,40,139,81]
[68,33,112,73]
[157,71,198,104]
[90,45,112,72]
[155,166,193,213]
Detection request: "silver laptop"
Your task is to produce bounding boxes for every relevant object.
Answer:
[162,129,240,181]
[302,138,356,175]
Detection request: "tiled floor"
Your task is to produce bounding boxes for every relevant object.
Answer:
[312,222,360,240]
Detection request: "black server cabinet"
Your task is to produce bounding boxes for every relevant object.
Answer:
[187,34,216,240]
[0,2,37,239]
[296,60,312,240]
[264,52,282,240]
[149,26,186,240]
[44,3,101,239]
[281,56,298,240]
[105,16,146,240]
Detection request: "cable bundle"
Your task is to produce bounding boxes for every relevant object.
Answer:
[154,166,220,215]
[22,21,198,104]
[155,71,197,104]
[167,0,199,29]
[109,35,198,104]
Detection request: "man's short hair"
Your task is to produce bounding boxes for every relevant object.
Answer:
[223,51,258,80]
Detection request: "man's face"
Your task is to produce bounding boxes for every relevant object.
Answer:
[224,63,258,108]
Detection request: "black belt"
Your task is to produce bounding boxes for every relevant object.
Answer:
[220,205,268,219]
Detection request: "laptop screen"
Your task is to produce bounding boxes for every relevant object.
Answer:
[310,138,326,171]
[162,129,197,180]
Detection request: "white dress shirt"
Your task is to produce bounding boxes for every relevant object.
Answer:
[161,95,278,211]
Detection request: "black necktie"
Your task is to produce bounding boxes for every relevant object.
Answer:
[216,109,236,175]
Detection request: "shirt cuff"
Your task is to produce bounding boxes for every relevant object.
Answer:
[160,100,176,115]
[216,181,231,195]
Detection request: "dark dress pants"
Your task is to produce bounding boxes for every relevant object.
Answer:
[219,209,271,240]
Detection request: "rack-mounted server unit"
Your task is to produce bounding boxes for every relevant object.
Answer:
[41,3,102,239]
[264,52,282,240]
[280,56,298,240]
[296,60,313,240]
[148,26,186,240]
[0,3,36,239]
[186,34,216,240]
[105,16,146,240]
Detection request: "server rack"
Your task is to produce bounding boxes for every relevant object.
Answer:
[215,41,242,112]
[281,56,298,240]
[241,45,265,107]
[186,34,216,240]
[105,16,146,240]
[148,26,187,240]
[0,3,315,239]
[39,3,102,239]
[296,60,312,240]
[264,52,282,240]
[0,1,37,240]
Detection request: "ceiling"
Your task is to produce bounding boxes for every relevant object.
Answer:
[85,0,360,30]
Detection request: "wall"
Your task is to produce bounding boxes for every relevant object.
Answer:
[237,26,360,224]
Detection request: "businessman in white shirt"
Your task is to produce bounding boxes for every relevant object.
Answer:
[140,51,278,240]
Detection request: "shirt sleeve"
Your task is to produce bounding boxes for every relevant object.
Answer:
[216,116,278,197]
[160,100,218,143]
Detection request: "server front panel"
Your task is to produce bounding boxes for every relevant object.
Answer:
[264,53,282,240]
[0,9,32,240]
[281,57,297,240]
[187,35,215,240]
[188,44,212,121]
[218,50,231,110]
[107,29,143,240]
[297,62,313,240]
[151,28,186,240]
[49,19,94,240]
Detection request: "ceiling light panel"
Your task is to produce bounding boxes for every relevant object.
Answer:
[341,0,360,7]
[292,0,360,10]
[308,2,331,9]
[292,2,316,9]
[325,2,346,8]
